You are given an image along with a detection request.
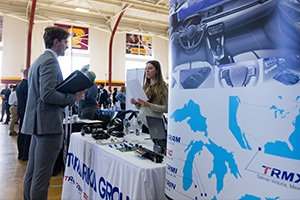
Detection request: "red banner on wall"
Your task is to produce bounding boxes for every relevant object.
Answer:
[55,24,89,50]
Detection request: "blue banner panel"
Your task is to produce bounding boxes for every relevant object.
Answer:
[167,0,300,199]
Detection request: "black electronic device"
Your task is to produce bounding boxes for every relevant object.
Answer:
[146,116,167,155]
[135,144,164,163]
[81,123,103,134]
[91,131,110,140]
[107,118,124,137]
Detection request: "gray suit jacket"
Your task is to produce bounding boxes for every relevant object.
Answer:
[22,51,77,135]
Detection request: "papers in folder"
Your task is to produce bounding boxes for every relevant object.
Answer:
[127,79,148,100]
[56,70,93,94]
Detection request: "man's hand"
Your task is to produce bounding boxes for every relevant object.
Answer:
[75,89,87,101]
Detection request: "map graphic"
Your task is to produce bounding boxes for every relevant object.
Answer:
[229,96,300,160]
[169,96,300,199]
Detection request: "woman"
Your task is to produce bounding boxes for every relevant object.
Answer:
[130,60,168,133]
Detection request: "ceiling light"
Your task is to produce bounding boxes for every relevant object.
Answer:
[75,8,89,13]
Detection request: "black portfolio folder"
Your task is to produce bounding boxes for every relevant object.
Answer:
[56,70,93,93]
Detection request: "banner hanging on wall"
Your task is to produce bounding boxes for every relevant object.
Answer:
[166,0,300,199]
[126,33,152,56]
[55,24,89,50]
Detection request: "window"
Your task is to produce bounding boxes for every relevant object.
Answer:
[0,16,3,73]
[58,49,90,79]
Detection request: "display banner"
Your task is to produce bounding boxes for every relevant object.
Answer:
[126,33,152,56]
[166,0,300,199]
[55,24,89,50]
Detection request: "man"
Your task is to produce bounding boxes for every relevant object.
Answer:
[0,84,11,124]
[116,86,126,110]
[98,83,108,109]
[16,69,30,160]
[22,26,85,200]
[8,85,18,135]
[78,70,98,119]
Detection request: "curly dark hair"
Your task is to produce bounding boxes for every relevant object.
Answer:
[43,26,69,49]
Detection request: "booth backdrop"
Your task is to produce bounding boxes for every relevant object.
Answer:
[166,0,300,199]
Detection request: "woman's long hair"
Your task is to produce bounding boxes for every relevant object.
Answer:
[143,60,168,104]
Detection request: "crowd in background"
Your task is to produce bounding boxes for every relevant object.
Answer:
[0,27,167,200]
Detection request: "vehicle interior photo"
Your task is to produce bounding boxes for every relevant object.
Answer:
[170,0,300,88]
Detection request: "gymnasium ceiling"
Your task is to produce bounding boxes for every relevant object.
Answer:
[0,0,170,39]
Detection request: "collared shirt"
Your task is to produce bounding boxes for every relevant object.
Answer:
[45,48,58,59]
[8,91,17,106]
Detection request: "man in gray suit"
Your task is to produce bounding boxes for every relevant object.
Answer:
[22,26,85,200]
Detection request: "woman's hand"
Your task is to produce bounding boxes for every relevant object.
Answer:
[130,98,137,105]
[138,99,150,108]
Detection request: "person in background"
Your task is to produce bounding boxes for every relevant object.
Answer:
[112,87,118,106]
[116,86,126,110]
[8,85,18,136]
[78,71,98,119]
[21,26,85,200]
[130,60,168,133]
[80,64,90,74]
[16,68,30,161]
[0,84,11,124]
[98,83,108,109]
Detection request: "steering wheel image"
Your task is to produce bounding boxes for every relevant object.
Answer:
[176,15,206,51]
[218,61,259,88]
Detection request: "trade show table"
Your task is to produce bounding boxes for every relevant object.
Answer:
[62,132,166,200]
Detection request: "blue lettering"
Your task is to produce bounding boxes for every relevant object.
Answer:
[111,183,120,200]
[66,153,74,167]
[76,183,83,193]
[295,174,300,183]
[73,156,81,177]
[68,176,75,184]
[271,168,281,178]
[90,170,97,192]
[168,135,181,143]
[167,164,178,174]
[106,181,113,200]
[98,176,131,200]
[166,179,176,190]
[82,163,87,181]
[281,171,294,182]
[98,177,106,199]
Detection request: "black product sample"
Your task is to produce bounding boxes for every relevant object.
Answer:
[107,118,124,137]
[135,145,164,163]
[56,70,93,93]
[81,123,103,135]
[81,124,110,140]
[91,131,110,140]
